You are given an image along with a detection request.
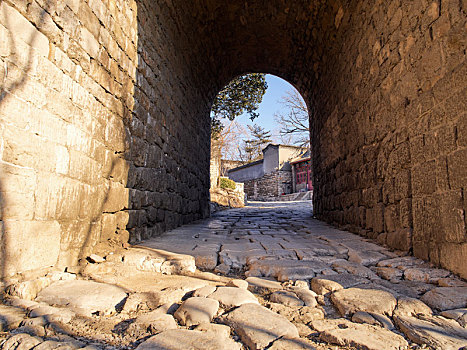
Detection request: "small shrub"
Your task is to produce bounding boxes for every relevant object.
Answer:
[220,177,236,190]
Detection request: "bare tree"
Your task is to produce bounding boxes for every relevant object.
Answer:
[211,120,248,161]
[274,89,310,148]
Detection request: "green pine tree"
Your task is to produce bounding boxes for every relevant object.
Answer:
[241,124,272,162]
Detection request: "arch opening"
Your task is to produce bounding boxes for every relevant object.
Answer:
[209,74,313,205]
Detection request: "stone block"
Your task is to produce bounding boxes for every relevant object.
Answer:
[394,169,411,201]
[0,93,31,128]
[1,190,35,220]
[448,149,467,189]
[384,205,397,232]
[34,174,82,220]
[412,161,437,196]
[101,213,118,241]
[102,181,129,213]
[398,199,412,228]
[373,203,385,233]
[0,163,36,220]
[435,157,450,191]
[0,2,49,57]
[439,243,467,280]
[68,150,101,185]
[2,220,60,276]
[26,1,62,45]
[2,126,57,172]
[386,228,412,251]
[436,191,466,243]
[78,1,100,38]
[66,123,93,154]
[458,115,467,147]
[437,125,457,154]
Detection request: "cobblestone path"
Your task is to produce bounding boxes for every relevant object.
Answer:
[1,201,466,350]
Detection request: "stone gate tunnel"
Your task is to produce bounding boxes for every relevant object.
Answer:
[0,0,465,280]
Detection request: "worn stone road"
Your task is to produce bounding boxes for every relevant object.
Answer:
[1,201,466,350]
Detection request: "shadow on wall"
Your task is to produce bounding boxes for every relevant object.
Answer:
[0,0,126,278]
[0,0,55,279]
[0,0,212,279]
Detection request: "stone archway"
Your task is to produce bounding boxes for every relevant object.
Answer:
[0,0,465,278]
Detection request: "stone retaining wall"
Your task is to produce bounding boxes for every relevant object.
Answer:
[244,171,293,201]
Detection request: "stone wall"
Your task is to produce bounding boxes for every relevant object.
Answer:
[0,0,465,279]
[0,0,138,276]
[310,0,467,278]
[0,0,211,277]
[245,171,293,201]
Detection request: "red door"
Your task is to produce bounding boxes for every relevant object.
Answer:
[307,166,313,190]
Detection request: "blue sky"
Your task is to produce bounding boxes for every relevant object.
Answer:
[233,74,300,142]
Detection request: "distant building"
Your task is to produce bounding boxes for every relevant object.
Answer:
[228,144,310,200]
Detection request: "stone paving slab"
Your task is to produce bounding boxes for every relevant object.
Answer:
[135,329,241,350]
[311,318,409,350]
[221,303,299,350]
[2,201,467,350]
[36,280,127,316]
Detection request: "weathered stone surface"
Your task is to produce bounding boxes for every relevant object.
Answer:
[394,297,433,317]
[88,254,105,263]
[297,306,326,323]
[193,285,217,298]
[121,292,160,313]
[376,257,426,269]
[352,311,394,330]
[314,273,369,289]
[1,221,61,276]
[311,277,343,295]
[135,329,241,350]
[311,318,408,350]
[174,297,219,326]
[0,304,27,331]
[441,308,467,327]
[292,288,318,307]
[332,261,378,279]
[128,309,178,336]
[227,279,248,289]
[28,304,75,323]
[208,287,258,308]
[246,277,282,293]
[270,291,304,307]
[36,280,127,316]
[330,288,397,316]
[221,303,299,350]
[374,267,403,281]
[438,278,467,288]
[404,267,451,283]
[1,333,42,350]
[194,323,231,338]
[123,248,196,274]
[394,314,467,350]
[268,337,316,350]
[421,287,467,310]
[246,259,327,281]
[347,249,387,266]
[352,311,380,327]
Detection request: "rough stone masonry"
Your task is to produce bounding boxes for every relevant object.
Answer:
[0,0,465,279]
